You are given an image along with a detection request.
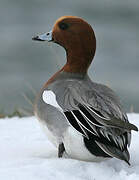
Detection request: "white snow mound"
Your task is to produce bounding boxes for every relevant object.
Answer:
[0,114,139,180]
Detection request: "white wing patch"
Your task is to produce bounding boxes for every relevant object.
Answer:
[42,90,63,112]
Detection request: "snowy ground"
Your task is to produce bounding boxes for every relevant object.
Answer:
[0,114,139,180]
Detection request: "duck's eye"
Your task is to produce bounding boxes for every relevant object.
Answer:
[59,22,69,30]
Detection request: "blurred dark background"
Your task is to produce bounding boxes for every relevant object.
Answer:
[0,0,138,115]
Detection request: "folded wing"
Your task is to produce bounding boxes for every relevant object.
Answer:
[59,86,138,164]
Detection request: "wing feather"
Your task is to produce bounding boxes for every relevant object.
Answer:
[79,110,100,136]
[64,104,130,152]
[71,111,89,139]
[64,111,87,137]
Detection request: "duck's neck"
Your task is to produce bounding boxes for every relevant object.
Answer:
[63,50,94,74]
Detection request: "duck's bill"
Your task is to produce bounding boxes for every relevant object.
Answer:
[32,31,53,42]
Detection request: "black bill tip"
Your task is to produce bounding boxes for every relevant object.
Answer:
[32,36,45,41]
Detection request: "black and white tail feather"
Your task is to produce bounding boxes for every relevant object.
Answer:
[63,103,138,165]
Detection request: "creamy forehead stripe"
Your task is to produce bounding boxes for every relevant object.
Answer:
[42,90,63,112]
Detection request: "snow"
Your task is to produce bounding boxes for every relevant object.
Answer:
[0,114,139,180]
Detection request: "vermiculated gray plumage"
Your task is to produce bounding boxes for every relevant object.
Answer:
[35,72,138,164]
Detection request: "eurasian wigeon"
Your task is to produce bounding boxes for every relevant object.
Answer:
[32,16,138,165]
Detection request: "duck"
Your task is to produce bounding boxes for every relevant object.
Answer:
[32,16,138,165]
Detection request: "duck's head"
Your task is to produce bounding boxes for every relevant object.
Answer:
[32,16,96,73]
